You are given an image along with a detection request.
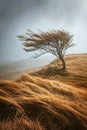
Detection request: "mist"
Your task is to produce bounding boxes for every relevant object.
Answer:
[0,0,87,64]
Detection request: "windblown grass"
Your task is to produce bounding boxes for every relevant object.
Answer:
[31,54,87,88]
[0,54,87,130]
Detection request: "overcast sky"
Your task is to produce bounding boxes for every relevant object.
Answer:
[0,0,87,64]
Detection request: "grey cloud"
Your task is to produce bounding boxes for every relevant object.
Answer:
[0,0,46,46]
[0,0,46,19]
[40,0,83,24]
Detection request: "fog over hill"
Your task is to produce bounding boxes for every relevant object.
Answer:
[0,57,54,80]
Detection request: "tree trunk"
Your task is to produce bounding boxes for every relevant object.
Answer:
[60,57,66,71]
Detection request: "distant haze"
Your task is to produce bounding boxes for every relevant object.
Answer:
[0,0,87,64]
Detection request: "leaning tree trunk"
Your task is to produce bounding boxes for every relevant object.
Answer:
[60,57,66,71]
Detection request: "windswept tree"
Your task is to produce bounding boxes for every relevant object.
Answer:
[18,29,74,71]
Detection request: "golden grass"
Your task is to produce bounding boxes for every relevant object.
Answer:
[0,54,87,130]
[32,54,87,88]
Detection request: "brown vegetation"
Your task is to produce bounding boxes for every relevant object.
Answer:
[0,54,87,130]
[31,54,87,88]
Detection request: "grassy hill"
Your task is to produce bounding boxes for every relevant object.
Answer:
[0,53,87,130]
[31,53,87,87]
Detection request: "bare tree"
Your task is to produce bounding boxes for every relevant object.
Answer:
[18,29,74,71]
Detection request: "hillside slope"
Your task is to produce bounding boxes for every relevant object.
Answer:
[31,53,87,87]
[0,53,87,130]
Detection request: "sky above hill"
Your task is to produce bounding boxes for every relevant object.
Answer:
[0,0,87,64]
